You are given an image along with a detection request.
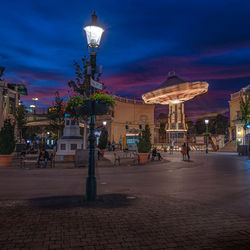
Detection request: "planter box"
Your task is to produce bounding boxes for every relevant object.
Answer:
[76,100,110,116]
[138,153,149,164]
[237,145,249,156]
[0,154,13,167]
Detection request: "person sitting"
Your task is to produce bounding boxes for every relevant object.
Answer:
[37,149,50,168]
[152,148,162,161]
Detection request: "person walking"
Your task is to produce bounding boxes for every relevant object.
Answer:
[112,141,116,151]
[170,141,174,154]
[181,143,187,161]
[186,142,190,161]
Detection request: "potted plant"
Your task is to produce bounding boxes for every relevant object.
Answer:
[98,128,108,157]
[0,119,15,167]
[137,124,152,164]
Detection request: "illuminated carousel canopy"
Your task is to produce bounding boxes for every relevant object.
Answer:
[142,74,209,105]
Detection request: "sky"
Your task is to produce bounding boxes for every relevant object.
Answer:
[1,0,250,119]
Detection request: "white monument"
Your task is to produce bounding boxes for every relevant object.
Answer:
[56,118,83,161]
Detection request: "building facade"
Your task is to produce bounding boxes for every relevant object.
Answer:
[0,81,19,129]
[229,85,250,145]
[95,96,155,150]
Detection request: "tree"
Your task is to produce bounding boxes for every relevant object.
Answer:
[0,119,15,154]
[240,92,250,144]
[214,114,229,135]
[23,126,43,141]
[47,91,65,138]
[137,124,152,153]
[67,57,102,149]
[187,120,196,135]
[195,119,206,134]
[98,128,108,149]
[15,104,27,142]
[0,66,5,81]
[68,57,102,97]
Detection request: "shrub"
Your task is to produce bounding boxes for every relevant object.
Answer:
[0,119,15,155]
[137,124,151,153]
[98,128,108,150]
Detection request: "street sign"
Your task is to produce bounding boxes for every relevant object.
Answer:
[91,78,103,90]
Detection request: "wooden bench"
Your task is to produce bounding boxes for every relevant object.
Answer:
[20,153,55,168]
[114,152,139,166]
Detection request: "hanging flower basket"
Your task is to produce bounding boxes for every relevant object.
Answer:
[65,91,114,119]
[75,100,111,116]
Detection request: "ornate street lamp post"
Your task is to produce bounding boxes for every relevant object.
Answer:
[205,119,209,154]
[84,12,104,201]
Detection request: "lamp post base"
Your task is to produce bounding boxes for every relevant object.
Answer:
[86,176,96,201]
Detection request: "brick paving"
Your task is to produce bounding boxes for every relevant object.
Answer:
[1,152,250,249]
[0,193,250,249]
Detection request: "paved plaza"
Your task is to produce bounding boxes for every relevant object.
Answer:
[0,152,250,249]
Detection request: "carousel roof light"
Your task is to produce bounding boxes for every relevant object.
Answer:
[142,73,209,105]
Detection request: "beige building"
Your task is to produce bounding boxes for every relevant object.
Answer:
[229,85,250,144]
[95,96,155,150]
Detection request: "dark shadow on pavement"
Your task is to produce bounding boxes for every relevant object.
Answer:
[28,193,136,210]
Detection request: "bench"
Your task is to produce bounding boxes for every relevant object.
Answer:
[20,153,55,168]
[114,152,139,166]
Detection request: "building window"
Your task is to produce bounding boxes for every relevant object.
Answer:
[66,120,70,126]
[71,144,77,150]
[61,144,66,150]
[71,120,75,125]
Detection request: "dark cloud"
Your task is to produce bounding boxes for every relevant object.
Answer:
[1,0,249,115]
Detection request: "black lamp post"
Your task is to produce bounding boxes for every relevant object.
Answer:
[84,12,104,201]
[205,119,209,154]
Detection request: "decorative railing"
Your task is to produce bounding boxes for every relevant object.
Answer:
[231,91,240,100]
[114,95,144,104]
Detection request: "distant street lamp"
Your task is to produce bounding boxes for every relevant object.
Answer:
[32,97,39,102]
[205,119,209,154]
[103,121,107,126]
[84,12,104,201]
[32,97,38,114]
[29,104,36,114]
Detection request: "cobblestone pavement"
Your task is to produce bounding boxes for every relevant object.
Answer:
[0,152,250,249]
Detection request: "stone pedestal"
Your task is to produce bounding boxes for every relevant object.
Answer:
[56,118,83,161]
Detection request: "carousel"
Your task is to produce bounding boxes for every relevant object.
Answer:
[142,72,209,143]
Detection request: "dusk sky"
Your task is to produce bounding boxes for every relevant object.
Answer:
[1,0,250,119]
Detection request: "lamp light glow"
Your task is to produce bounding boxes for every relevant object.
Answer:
[103,121,107,126]
[205,119,209,125]
[84,26,104,47]
[171,100,183,104]
[84,12,104,48]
